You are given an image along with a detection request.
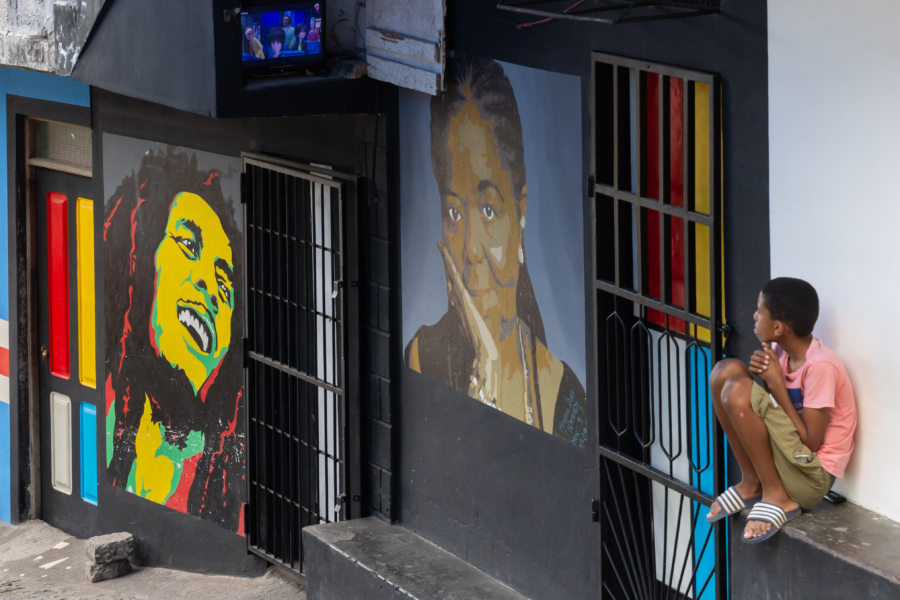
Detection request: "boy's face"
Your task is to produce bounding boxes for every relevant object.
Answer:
[753,292,780,343]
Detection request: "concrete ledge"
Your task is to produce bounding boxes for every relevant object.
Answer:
[303,518,527,600]
[731,501,900,599]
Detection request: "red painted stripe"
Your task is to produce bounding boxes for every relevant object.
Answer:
[669,78,686,334]
[644,72,667,329]
[0,347,8,378]
[48,192,71,379]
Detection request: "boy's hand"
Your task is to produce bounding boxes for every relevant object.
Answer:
[748,343,785,392]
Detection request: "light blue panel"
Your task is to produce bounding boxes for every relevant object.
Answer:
[0,67,90,322]
[79,402,98,505]
[689,345,716,599]
[0,401,9,522]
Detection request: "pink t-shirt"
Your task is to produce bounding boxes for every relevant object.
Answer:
[776,338,857,477]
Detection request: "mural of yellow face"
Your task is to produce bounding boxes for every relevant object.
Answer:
[151,192,234,394]
[444,97,527,339]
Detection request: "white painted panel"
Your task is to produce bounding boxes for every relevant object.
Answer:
[50,391,72,495]
[649,330,693,595]
[769,0,900,521]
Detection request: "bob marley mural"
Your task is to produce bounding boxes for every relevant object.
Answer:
[402,56,589,447]
[103,136,244,531]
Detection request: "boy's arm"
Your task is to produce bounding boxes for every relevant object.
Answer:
[749,344,831,452]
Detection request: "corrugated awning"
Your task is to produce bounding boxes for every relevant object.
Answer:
[496,0,719,25]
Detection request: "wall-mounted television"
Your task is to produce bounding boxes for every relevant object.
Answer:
[241,1,325,76]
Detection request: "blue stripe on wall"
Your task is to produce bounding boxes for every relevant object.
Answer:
[80,402,98,505]
[0,66,89,523]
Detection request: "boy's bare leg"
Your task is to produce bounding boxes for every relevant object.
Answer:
[708,359,763,520]
[710,360,800,539]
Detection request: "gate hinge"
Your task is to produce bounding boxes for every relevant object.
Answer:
[587,174,595,198]
[591,498,600,522]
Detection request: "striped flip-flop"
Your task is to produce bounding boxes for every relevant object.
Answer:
[707,486,760,524]
[741,501,802,543]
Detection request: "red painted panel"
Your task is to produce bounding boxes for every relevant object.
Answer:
[669,79,686,334]
[0,347,8,377]
[48,192,71,379]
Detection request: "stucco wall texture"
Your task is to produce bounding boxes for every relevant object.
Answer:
[0,0,103,75]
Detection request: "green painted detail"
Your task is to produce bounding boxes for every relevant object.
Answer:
[106,398,115,468]
[154,426,205,504]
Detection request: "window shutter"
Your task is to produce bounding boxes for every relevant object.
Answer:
[365,0,445,95]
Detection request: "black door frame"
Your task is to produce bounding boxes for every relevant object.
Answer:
[7,95,94,523]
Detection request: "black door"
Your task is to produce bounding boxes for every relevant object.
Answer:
[36,167,100,536]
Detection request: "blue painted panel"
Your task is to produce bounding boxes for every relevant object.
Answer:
[689,345,716,600]
[79,402,98,505]
[0,401,9,522]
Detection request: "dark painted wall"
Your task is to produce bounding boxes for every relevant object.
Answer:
[87,87,389,572]
[73,0,217,116]
[395,1,768,598]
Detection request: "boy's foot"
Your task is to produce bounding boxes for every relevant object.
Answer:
[743,497,800,541]
[707,482,762,523]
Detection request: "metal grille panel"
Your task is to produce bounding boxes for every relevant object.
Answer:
[244,158,346,573]
[591,54,725,599]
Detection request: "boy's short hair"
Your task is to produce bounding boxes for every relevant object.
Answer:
[267,28,285,45]
[761,277,819,337]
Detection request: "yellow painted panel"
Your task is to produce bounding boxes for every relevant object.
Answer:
[693,81,712,343]
[76,197,96,388]
[694,82,710,215]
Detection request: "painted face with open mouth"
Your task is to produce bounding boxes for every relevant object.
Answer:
[151,192,234,394]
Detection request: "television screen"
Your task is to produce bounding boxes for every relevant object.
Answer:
[241,2,324,73]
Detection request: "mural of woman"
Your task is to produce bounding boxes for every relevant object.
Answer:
[405,57,588,447]
[104,145,244,531]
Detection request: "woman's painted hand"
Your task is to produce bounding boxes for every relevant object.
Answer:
[438,240,501,408]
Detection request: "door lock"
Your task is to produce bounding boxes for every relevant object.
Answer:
[41,345,48,359]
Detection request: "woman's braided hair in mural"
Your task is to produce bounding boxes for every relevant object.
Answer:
[104,147,244,530]
[429,55,546,344]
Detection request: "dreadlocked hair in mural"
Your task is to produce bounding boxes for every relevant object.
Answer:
[104,146,245,531]
[429,55,545,345]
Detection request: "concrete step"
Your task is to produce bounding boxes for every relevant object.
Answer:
[731,500,900,599]
[303,517,527,600]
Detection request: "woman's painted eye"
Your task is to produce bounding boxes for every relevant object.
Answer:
[482,205,496,220]
[448,207,462,222]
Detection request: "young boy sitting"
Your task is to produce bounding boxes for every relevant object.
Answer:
[706,277,857,542]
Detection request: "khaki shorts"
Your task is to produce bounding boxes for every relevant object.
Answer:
[750,382,831,508]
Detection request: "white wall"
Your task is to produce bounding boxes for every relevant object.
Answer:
[769,1,900,522]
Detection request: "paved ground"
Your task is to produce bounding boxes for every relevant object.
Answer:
[0,520,306,599]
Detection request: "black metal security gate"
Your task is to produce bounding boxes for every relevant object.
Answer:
[591,54,726,599]
[242,155,359,574]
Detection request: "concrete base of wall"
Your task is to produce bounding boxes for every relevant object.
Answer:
[731,501,900,599]
[303,518,526,600]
